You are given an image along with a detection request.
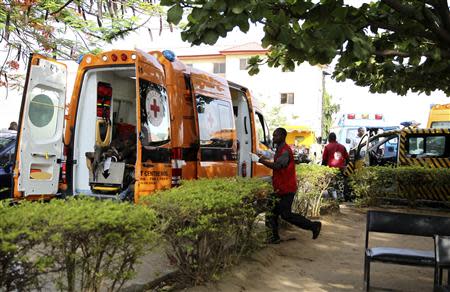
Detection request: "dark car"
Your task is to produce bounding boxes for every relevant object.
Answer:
[0,130,17,199]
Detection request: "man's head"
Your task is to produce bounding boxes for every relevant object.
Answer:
[272,127,287,145]
[8,122,17,131]
[357,127,365,137]
[328,132,337,143]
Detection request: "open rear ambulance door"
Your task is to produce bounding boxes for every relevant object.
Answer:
[14,55,67,197]
[134,50,172,202]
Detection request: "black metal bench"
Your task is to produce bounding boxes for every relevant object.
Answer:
[435,235,450,290]
[364,210,450,291]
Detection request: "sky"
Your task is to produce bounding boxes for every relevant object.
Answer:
[0,19,448,129]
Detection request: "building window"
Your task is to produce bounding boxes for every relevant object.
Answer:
[280,93,294,104]
[213,62,226,74]
[239,58,249,70]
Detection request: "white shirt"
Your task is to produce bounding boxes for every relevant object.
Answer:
[351,136,363,149]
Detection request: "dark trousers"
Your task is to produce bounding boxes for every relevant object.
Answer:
[266,192,315,239]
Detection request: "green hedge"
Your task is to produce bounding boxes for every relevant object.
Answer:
[293,164,340,217]
[0,198,157,292]
[349,166,450,206]
[142,177,271,285]
[0,178,272,290]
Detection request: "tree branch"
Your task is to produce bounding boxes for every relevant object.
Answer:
[369,20,436,40]
[375,49,410,57]
[436,0,450,31]
[375,49,450,58]
[381,0,416,17]
[51,0,74,15]
[423,6,450,45]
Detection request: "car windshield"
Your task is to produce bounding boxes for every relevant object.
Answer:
[0,135,14,151]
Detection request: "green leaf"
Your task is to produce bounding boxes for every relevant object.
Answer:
[232,3,246,14]
[160,0,175,5]
[203,30,219,45]
[167,4,184,25]
[237,15,250,33]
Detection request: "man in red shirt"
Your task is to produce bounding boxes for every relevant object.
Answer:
[254,128,322,244]
[322,132,349,169]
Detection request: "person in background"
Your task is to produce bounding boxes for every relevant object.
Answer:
[251,127,322,244]
[322,132,349,170]
[8,122,17,131]
[322,132,350,200]
[350,127,365,150]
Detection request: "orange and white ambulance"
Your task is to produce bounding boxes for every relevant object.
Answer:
[12,50,272,202]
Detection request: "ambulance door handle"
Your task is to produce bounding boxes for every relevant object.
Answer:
[31,152,56,159]
[244,117,248,134]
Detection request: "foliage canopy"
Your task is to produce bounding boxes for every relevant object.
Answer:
[0,0,162,89]
[161,0,450,95]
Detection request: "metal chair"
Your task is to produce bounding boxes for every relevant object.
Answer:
[434,235,450,291]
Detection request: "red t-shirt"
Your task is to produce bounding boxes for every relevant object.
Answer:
[322,142,349,169]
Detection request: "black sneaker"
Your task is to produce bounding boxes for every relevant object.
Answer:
[312,222,322,240]
[266,237,281,244]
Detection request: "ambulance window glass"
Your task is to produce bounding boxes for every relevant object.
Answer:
[196,95,235,148]
[255,112,269,146]
[346,128,358,143]
[425,136,445,156]
[407,137,424,155]
[139,80,170,145]
[376,136,398,164]
[431,121,450,128]
[28,89,60,140]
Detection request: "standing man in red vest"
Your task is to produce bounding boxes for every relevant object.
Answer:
[252,127,322,244]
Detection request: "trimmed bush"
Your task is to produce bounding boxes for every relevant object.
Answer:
[349,166,450,206]
[143,177,271,285]
[43,197,158,292]
[0,201,52,291]
[0,198,158,292]
[293,164,340,217]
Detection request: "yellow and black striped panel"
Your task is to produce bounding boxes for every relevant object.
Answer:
[344,161,355,176]
[397,128,450,201]
[398,183,450,202]
[398,128,450,168]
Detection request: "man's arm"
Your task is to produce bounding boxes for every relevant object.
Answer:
[259,150,289,170]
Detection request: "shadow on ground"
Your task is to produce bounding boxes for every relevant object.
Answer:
[184,205,443,292]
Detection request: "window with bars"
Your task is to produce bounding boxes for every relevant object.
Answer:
[213,62,226,74]
[280,93,294,104]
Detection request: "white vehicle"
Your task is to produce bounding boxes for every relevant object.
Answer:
[331,113,399,152]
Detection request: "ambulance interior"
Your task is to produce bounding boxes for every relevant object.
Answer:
[73,66,137,197]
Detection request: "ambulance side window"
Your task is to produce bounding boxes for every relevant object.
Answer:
[196,95,235,150]
[255,111,270,147]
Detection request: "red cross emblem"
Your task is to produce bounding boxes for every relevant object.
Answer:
[150,98,160,118]
[146,90,164,127]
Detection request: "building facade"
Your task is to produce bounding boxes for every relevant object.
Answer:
[176,42,325,135]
